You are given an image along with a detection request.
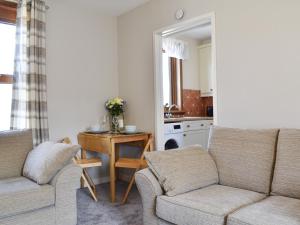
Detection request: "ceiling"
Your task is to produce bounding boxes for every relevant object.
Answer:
[69,0,151,16]
[175,24,212,41]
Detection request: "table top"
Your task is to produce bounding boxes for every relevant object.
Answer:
[78,131,152,152]
[78,131,150,138]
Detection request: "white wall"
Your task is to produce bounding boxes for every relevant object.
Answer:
[46,0,118,142]
[118,0,300,131]
[46,0,118,181]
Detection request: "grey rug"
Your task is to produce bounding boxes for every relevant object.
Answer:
[77,182,143,225]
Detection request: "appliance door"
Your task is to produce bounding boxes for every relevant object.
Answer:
[164,134,184,150]
[165,139,179,150]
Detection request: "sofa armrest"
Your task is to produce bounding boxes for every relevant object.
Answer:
[135,168,163,225]
[50,163,82,225]
[50,163,81,188]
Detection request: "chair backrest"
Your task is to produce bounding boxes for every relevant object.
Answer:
[209,127,278,194]
[0,129,33,179]
[271,129,300,199]
[59,137,71,144]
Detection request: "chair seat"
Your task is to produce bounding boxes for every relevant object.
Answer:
[74,157,102,201]
[228,196,300,225]
[0,177,55,219]
[115,158,147,169]
[74,158,102,168]
[156,185,265,225]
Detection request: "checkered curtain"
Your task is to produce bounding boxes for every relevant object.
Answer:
[11,0,49,146]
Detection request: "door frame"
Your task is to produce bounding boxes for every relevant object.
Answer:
[153,12,218,150]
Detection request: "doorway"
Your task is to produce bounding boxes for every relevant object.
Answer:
[154,12,217,150]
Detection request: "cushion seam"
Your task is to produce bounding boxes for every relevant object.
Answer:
[226,196,268,225]
[0,185,54,198]
[0,205,54,220]
[269,130,280,195]
[158,193,267,220]
[0,185,55,218]
[0,200,54,218]
[228,216,253,225]
[157,196,224,218]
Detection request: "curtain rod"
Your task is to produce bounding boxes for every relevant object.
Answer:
[5,0,50,10]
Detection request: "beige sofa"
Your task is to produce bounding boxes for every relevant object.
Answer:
[0,130,82,225]
[136,127,300,225]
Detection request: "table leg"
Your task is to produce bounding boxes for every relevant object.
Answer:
[149,135,154,151]
[115,144,120,180]
[80,149,87,188]
[110,142,116,203]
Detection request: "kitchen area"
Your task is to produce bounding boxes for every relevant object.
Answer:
[162,22,214,150]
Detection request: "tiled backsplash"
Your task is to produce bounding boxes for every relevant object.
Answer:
[182,89,201,116]
[182,89,213,117]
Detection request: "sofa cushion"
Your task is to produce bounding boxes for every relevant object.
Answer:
[156,184,265,225]
[0,177,54,219]
[272,129,300,199]
[0,207,55,225]
[23,141,80,184]
[209,127,278,194]
[145,145,219,196]
[0,130,33,179]
[228,196,300,225]
[158,219,174,225]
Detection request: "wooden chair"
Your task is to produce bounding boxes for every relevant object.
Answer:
[115,135,153,204]
[60,137,102,202]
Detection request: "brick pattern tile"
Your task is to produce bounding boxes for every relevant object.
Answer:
[182,89,213,117]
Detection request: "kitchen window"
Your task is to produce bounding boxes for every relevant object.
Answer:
[0,1,17,131]
[162,52,183,109]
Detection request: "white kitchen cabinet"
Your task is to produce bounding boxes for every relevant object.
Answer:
[183,120,212,132]
[198,44,213,97]
[183,120,213,149]
[183,130,209,149]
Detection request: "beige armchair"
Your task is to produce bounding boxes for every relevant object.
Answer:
[0,130,81,225]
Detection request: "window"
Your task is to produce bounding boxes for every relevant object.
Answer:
[0,1,17,131]
[162,52,171,106]
[162,52,183,109]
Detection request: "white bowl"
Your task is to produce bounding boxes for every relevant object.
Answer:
[89,124,102,132]
[125,125,137,132]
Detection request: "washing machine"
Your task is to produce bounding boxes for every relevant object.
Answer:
[164,122,184,150]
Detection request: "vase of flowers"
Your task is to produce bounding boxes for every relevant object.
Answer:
[105,97,125,133]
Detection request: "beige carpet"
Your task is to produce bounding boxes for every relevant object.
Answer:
[77,181,143,225]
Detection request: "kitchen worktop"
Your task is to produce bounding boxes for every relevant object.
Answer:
[164,116,213,123]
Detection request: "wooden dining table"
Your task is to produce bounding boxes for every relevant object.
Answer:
[77,131,152,203]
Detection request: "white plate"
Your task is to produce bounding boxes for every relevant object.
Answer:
[86,130,109,134]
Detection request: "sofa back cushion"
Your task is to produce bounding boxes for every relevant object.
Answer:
[271,129,300,199]
[23,141,80,184]
[0,130,33,179]
[145,145,219,196]
[209,127,278,194]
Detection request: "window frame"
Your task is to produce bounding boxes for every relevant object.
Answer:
[0,0,17,24]
[0,0,17,84]
[0,74,13,84]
